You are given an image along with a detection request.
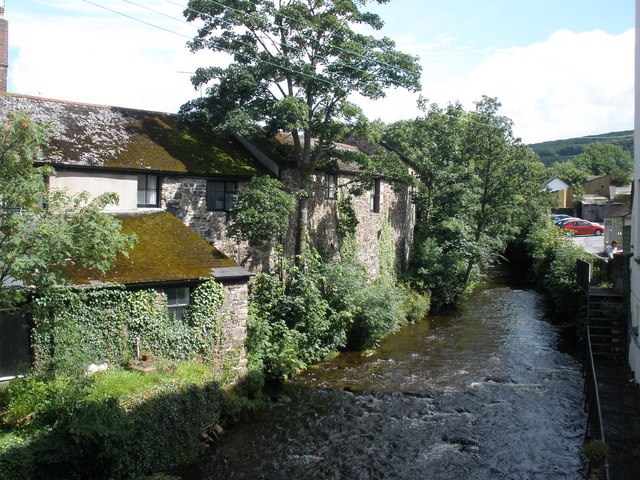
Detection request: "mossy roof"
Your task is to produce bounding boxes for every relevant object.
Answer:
[66,211,245,285]
[0,94,265,176]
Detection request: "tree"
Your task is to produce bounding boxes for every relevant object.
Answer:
[227,175,296,247]
[461,97,549,286]
[384,101,474,307]
[181,0,422,254]
[384,98,550,307]
[0,111,135,311]
[570,142,633,177]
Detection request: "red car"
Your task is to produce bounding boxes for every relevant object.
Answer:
[561,219,604,236]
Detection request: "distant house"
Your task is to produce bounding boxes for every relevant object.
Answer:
[543,177,573,209]
[584,175,612,196]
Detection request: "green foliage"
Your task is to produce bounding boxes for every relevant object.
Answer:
[569,142,632,176]
[336,193,359,246]
[30,279,225,374]
[0,111,136,311]
[529,130,633,167]
[523,219,591,318]
[0,367,229,480]
[228,176,296,247]
[247,238,421,379]
[347,281,407,350]
[386,98,550,308]
[247,247,346,379]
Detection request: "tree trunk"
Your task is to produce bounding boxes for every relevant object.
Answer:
[295,193,309,256]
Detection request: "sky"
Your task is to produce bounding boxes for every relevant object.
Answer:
[4,0,636,144]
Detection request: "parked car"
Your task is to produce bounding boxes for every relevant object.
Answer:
[549,214,573,223]
[555,217,579,227]
[561,219,604,236]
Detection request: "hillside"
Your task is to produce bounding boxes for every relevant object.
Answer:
[529,130,634,166]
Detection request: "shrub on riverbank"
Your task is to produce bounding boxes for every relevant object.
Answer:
[246,245,430,380]
[523,219,591,319]
[0,363,256,480]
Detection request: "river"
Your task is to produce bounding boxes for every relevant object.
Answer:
[185,269,586,479]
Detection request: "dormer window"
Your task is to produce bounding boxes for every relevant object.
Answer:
[137,174,158,207]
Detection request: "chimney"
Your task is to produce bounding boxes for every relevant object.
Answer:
[0,2,7,93]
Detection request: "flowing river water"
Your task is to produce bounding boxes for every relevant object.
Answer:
[186,269,587,479]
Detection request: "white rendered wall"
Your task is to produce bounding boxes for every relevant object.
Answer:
[49,171,138,211]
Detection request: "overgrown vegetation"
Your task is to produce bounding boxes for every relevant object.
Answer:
[384,97,553,309]
[521,218,592,321]
[30,279,227,375]
[0,278,258,480]
[247,223,429,380]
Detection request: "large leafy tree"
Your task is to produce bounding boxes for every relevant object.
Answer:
[384,97,551,307]
[0,112,135,311]
[461,97,549,285]
[181,0,421,253]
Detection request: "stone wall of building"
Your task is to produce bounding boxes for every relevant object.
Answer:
[281,168,415,278]
[161,176,273,273]
[160,169,415,280]
[218,280,249,375]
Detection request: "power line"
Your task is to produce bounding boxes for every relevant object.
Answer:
[82,0,191,39]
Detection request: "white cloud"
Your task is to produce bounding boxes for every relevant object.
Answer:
[357,28,634,143]
[8,1,226,112]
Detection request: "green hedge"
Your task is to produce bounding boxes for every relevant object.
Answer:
[0,372,226,480]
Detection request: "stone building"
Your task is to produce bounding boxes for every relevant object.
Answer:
[0,93,416,375]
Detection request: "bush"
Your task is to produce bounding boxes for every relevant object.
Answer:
[347,281,407,350]
[0,366,228,480]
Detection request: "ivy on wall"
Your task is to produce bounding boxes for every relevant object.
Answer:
[31,279,225,374]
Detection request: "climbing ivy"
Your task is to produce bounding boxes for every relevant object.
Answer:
[336,193,359,246]
[30,279,226,374]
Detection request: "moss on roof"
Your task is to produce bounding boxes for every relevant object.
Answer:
[108,114,264,175]
[67,212,239,285]
[0,95,266,176]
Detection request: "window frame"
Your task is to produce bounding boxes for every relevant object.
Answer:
[165,286,190,322]
[137,174,159,208]
[207,180,238,212]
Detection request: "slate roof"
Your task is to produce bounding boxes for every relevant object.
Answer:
[66,211,251,286]
[0,94,265,176]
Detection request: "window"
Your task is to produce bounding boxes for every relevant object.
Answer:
[207,180,237,211]
[137,174,158,207]
[370,179,381,213]
[324,173,337,199]
[166,286,189,322]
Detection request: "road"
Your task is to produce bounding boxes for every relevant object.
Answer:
[570,234,607,257]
